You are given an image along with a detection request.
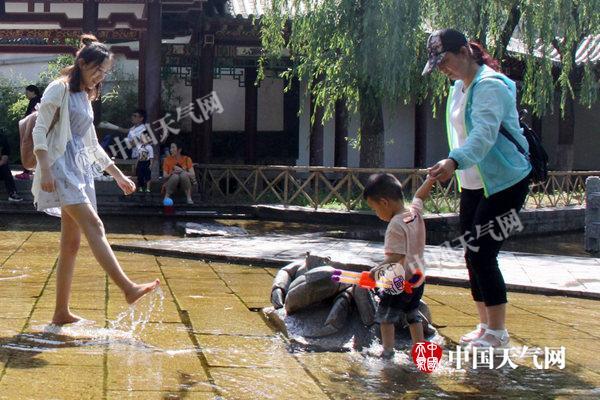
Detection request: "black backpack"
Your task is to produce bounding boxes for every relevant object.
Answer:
[499,121,549,185]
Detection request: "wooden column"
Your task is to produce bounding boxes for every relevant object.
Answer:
[244,67,258,164]
[138,32,146,109]
[334,99,348,167]
[145,0,162,176]
[82,0,101,125]
[82,0,98,33]
[309,94,324,166]
[283,78,300,163]
[191,29,214,164]
[0,0,6,16]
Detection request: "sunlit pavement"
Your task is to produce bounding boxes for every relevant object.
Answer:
[0,228,599,399]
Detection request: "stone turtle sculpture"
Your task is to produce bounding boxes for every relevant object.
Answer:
[266,253,435,349]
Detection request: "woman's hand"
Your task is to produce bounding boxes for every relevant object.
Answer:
[116,175,136,195]
[40,168,56,192]
[173,166,183,174]
[428,158,457,183]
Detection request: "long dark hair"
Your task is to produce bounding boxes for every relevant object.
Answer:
[61,34,112,100]
[467,41,500,72]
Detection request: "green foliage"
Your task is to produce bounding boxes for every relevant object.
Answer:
[8,97,28,124]
[0,76,27,163]
[101,64,138,128]
[37,54,74,87]
[260,0,600,124]
[518,0,600,115]
[160,72,184,115]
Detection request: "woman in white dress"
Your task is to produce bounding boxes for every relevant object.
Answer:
[32,34,159,325]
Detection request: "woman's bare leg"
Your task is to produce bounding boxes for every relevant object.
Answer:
[62,203,159,304]
[52,209,83,325]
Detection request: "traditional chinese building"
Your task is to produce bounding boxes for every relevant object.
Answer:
[0,1,598,170]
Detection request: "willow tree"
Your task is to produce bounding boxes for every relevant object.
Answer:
[259,0,441,167]
[260,0,599,169]
[426,0,600,170]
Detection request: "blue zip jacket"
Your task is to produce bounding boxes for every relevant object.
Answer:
[446,65,531,197]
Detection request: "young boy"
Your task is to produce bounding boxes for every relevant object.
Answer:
[135,133,154,193]
[363,173,435,358]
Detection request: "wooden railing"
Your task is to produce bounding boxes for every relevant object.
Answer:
[196,164,597,213]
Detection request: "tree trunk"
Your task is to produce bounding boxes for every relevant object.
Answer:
[358,84,384,168]
[309,94,324,166]
[334,99,348,167]
[497,1,521,59]
[556,93,575,170]
[414,102,427,168]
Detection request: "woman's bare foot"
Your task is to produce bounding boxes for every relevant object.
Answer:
[51,311,83,325]
[125,279,160,304]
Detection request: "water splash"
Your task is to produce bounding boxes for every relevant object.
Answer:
[110,286,165,335]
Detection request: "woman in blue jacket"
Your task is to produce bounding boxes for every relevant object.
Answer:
[425,29,532,350]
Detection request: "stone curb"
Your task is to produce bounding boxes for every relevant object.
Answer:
[111,243,600,300]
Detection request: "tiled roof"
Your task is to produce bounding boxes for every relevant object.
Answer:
[508,34,600,65]
[228,0,269,18]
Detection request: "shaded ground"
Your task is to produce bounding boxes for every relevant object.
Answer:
[0,219,599,399]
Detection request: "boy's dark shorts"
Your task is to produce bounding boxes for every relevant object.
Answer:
[375,283,425,325]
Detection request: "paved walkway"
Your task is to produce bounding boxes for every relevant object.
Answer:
[115,233,600,299]
[1,229,600,398]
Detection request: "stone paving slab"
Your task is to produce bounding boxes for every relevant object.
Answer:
[115,234,600,299]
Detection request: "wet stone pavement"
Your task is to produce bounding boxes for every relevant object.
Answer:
[0,219,599,399]
[116,234,600,299]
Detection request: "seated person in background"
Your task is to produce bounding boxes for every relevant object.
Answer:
[0,130,23,202]
[162,141,195,205]
[99,109,147,158]
[135,133,154,193]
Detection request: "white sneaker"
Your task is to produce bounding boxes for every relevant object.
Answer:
[459,323,488,345]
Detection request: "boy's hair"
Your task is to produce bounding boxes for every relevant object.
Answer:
[362,173,404,202]
[134,109,147,123]
[26,85,40,96]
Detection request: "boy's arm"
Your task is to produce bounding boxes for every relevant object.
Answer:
[414,176,436,201]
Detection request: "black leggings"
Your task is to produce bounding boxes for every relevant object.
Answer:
[0,163,16,194]
[459,176,530,306]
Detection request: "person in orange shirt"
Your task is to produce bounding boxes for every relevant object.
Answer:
[163,141,195,204]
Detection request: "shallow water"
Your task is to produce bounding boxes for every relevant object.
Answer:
[0,215,598,399]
